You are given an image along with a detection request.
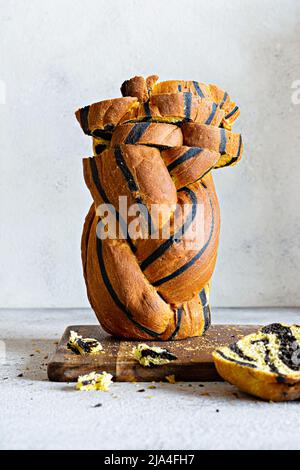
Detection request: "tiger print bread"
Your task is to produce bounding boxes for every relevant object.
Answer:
[76,74,243,340]
[213,324,300,401]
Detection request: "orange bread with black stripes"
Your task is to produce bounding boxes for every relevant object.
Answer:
[121,76,239,129]
[161,146,220,190]
[121,93,225,127]
[120,75,159,103]
[182,123,243,168]
[75,97,138,138]
[213,324,300,401]
[111,122,183,149]
[76,74,244,340]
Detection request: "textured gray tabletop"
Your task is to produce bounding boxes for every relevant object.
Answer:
[0,308,299,450]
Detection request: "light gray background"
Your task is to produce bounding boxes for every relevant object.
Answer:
[1,0,299,308]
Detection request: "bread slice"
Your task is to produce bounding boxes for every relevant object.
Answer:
[151,80,239,128]
[110,122,183,149]
[161,146,219,189]
[182,123,243,167]
[213,323,300,401]
[121,93,224,127]
[75,97,138,137]
[120,75,159,102]
[120,76,240,129]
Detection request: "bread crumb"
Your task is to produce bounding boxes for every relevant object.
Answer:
[165,374,176,384]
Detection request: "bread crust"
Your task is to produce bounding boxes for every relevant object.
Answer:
[182,123,243,167]
[213,351,300,401]
[75,97,138,136]
[120,93,225,127]
[120,75,159,102]
[161,146,220,189]
[77,74,243,340]
[151,80,239,128]
[111,122,183,148]
[81,204,212,340]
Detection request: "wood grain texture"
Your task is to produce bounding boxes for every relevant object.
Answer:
[47,324,260,382]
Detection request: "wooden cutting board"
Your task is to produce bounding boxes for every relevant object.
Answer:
[47,324,260,382]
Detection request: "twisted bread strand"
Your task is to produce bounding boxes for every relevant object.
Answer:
[76,75,243,340]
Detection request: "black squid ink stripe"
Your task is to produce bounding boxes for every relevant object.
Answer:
[251,337,282,375]
[115,146,138,192]
[215,350,257,369]
[92,129,113,140]
[205,102,218,125]
[219,128,227,154]
[140,186,198,272]
[229,343,254,362]
[167,147,203,173]
[261,323,299,372]
[225,105,239,120]
[80,106,91,135]
[125,122,151,144]
[152,190,215,287]
[114,147,154,234]
[95,231,162,338]
[94,144,107,155]
[143,101,152,119]
[168,307,183,340]
[193,81,205,98]
[199,289,211,333]
[183,92,192,121]
[219,91,228,109]
[89,158,136,253]
[221,134,242,167]
[265,346,281,375]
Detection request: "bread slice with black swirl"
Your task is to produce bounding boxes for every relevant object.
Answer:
[213,323,300,401]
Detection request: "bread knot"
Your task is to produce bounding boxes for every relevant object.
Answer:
[76,75,243,340]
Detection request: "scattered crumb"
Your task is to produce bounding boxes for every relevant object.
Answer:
[137,389,145,393]
[92,403,102,408]
[198,384,204,388]
[146,395,154,399]
[133,344,177,367]
[67,330,103,356]
[165,374,176,384]
[30,354,34,357]
[216,409,220,413]
[147,385,156,390]
[200,392,210,396]
[35,349,41,353]
[17,373,23,378]
[76,371,113,392]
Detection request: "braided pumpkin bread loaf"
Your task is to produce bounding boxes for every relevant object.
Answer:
[76,75,243,340]
[213,324,300,401]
